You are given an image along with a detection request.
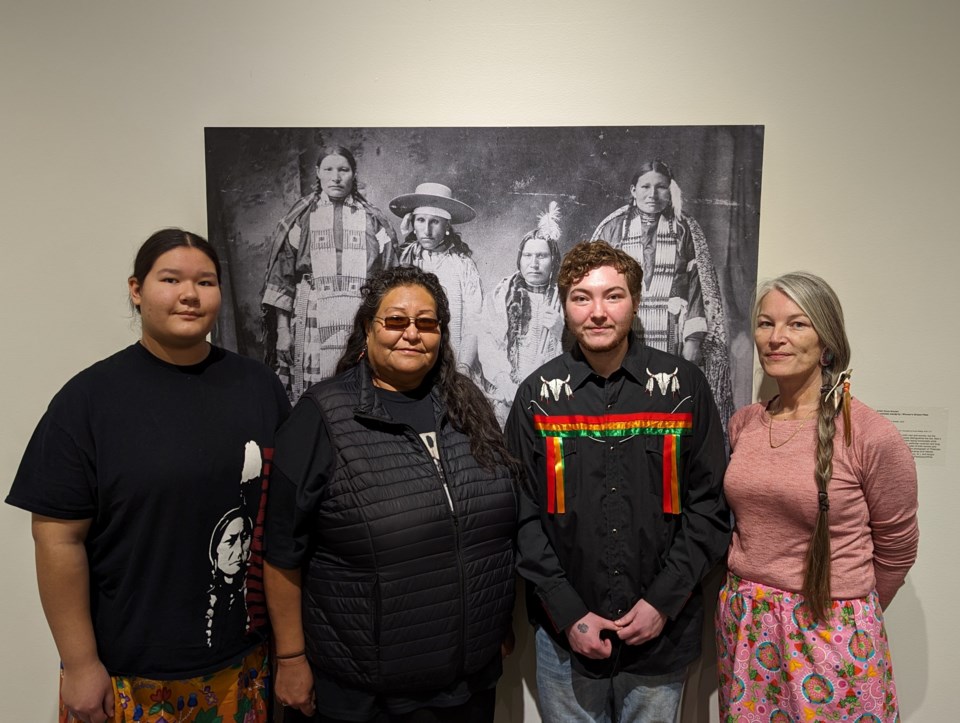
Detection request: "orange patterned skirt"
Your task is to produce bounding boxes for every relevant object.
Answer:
[60,643,270,723]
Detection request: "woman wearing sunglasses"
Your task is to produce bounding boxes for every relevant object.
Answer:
[264,266,518,723]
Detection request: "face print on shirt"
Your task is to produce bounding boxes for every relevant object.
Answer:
[204,441,263,648]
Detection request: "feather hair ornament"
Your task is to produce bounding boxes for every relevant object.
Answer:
[536,201,562,241]
[669,179,684,220]
[822,368,854,446]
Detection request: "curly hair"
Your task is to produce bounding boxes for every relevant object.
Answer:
[557,240,643,303]
[336,266,518,475]
[754,271,852,621]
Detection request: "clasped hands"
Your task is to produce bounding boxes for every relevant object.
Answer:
[565,599,666,660]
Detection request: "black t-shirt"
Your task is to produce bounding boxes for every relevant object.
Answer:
[265,382,500,720]
[6,343,290,678]
[377,384,440,465]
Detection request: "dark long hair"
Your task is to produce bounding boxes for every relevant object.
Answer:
[316,145,359,196]
[754,271,852,621]
[131,228,221,311]
[628,159,675,188]
[337,266,518,475]
[505,232,562,381]
[624,160,683,238]
[315,145,392,225]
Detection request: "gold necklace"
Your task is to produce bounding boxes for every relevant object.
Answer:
[768,408,817,448]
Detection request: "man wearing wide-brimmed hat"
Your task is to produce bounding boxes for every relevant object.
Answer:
[389,183,484,377]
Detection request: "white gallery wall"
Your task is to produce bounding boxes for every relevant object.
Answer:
[2,1,956,720]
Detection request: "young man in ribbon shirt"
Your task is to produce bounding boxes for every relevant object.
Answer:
[505,240,730,722]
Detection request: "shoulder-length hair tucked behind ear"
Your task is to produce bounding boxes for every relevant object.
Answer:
[336,266,518,477]
[754,271,851,621]
[130,228,221,312]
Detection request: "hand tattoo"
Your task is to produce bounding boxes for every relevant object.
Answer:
[577,623,588,634]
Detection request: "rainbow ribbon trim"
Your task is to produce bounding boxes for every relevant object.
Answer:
[533,413,692,515]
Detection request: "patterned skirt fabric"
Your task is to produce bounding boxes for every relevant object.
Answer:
[716,574,899,723]
[59,643,270,723]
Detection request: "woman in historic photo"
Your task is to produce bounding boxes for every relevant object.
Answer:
[479,201,564,425]
[264,266,517,723]
[262,145,399,402]
[592,159,734,421]
[6,229,290,723]
[390,182,484,379]
[716,272,919,722]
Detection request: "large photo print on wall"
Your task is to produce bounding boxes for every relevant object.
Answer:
[205,126,763,426]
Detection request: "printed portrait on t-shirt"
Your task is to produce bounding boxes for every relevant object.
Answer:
[205,507,252,648]
[204,440,264,648]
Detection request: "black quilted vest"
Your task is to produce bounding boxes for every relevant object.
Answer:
[300,365,517,692]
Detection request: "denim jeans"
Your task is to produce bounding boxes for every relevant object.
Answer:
[534,626,686,723]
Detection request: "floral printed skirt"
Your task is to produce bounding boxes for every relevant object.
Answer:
[716,573,899,723]
[60,642,270,723]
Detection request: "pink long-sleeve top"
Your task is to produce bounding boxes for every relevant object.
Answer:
[724,397,919,608]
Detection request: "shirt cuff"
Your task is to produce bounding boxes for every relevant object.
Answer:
[683,316,707,339]
[537,579,590,633]
[262,285,293,312]
[643,569,692,620]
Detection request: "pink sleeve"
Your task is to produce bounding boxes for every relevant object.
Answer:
[856,412,919,607]
[727,406,751,451]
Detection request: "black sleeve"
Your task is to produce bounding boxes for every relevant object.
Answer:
[5,386,97,520]
[264,399,334,569]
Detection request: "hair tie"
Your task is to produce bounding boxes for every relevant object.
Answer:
[818,491,830,513]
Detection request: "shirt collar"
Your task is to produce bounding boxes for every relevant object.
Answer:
[567,333,648,389]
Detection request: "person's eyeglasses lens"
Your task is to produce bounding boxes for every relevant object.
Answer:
[380,316,440,332]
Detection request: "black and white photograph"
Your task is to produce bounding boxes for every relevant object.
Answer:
[204,126,763,424]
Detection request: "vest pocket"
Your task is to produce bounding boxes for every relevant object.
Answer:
[307,564,381,683]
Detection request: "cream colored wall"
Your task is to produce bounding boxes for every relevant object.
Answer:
[2,1,956,720]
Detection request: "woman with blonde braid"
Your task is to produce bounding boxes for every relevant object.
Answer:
[716,272,919,722]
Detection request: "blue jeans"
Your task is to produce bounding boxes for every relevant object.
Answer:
[534,626,686,723]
